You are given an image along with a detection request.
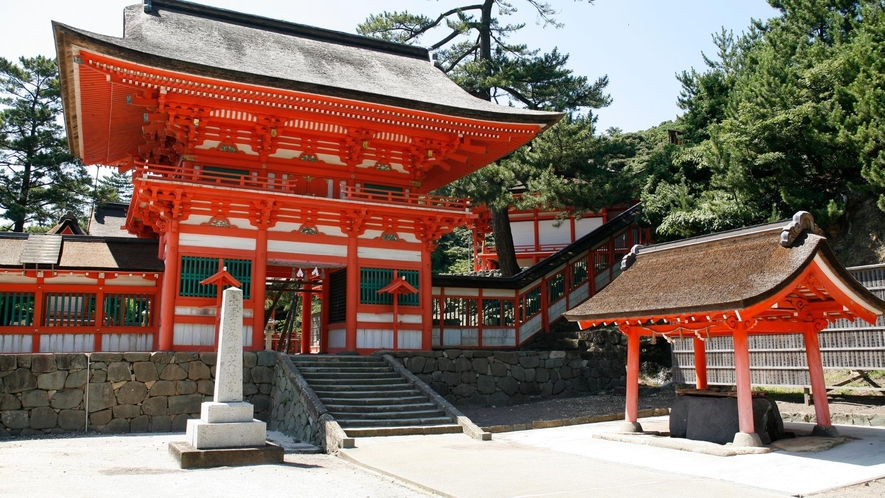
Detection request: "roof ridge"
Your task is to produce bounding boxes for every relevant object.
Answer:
[141,0,431,61]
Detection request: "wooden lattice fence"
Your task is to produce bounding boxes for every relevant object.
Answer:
[672,264,885,389]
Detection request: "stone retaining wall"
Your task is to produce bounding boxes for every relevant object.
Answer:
[387,349,626,407]
[0,352,276,437]
[269,355,352,453]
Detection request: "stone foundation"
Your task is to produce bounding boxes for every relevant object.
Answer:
[0,352,276,437]
[386,349,626,407]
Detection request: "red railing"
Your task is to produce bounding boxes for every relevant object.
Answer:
[341,186,470,211]
[134,162,471,211]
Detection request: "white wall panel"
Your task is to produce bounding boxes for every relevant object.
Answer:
[179,233,256,251]
[398,330,422,349]
[329,329,346,349]
[432,328,441,347]
[442,328,478,347]
[43,275,95,285]
[357,312,422,324]
[510,221,535,247]
[0,334,31,353]
[482,328,516,347]
[181,215,256,230]
[40,334,94,353]
[269,223,343,235]
[358,246,421,262]
[520,315,543,343]
[0,274,38,284]
[268,239,347,257]
[357,329,394,349]
[575,217,604,238]
[102,334,153,352]
[569,286,589,306]
[547,300,567,322]
[173,323,215,346]
[105,275,157,287]
[538,219,571,245]
[362,230,419,243]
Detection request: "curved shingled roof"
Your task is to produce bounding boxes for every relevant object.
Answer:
[563,221,885,323]
[53,0,561,126]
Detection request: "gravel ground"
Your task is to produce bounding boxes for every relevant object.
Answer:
[460,387,885,427]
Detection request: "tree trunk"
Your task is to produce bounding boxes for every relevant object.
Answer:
[478,0,494,101]
[491,204,520,276]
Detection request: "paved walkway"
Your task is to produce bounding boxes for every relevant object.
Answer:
[2,419,885,497]
[340,417,885,497]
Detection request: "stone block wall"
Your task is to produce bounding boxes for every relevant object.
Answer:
[387,349,626,407]
[0,351,277,437]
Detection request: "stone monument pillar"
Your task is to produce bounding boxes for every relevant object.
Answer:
[170,287,282,468]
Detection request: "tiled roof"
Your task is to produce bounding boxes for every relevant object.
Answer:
[53,1,561,126]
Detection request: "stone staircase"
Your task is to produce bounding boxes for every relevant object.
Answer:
[289,355,463,437]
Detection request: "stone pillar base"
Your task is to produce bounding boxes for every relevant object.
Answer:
[618,421,643,433]
[811,425,840,438]
[732,431,763,447]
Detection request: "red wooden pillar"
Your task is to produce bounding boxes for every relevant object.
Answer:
[421,247,433,350]
[320,274,330,353]
[300,283,312,354]
[32,277,44,353]
[732,322,761,446]
[252,227,268,351]
[621,325,642,432]
[93,281,105,352]
[693,336,708,389]
[158,221,179,351]
[345,236,358,351]
[804,326,838,436]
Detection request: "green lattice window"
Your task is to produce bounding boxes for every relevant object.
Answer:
[570,259,588,288]
[43,292,97,327]
[482,299,514,326]
[0,292,35,326]
[360,268,419,306]
[104,293,154,327]
[180,256,252,299]
[443,297,478,326]
[521,286,542,321]
[547,273,565,302]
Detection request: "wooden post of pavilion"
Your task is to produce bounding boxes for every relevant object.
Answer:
[564,212,885,447]
[377,270,419,351]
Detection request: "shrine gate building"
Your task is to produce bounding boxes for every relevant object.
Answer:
[48,0,561,353]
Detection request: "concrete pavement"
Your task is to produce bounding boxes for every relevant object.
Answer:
[340,417,885,497]
[3,418,885,497]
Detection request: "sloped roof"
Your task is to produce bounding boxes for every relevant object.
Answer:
[563,219,885,324]
[89,202,134,237]
[53,0,560,126]
[0,234,162,272]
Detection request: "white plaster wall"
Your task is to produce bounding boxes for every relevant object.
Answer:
[0,335,31,353]
[268,239,346,257]
[398,330,422,349]
[482,328,516,347]
[569,285,589,306]
[328,329,346,349]
[105,275,157,287]
[538,219,571,246]
[0,274,37,284]
[442,328,478,347]
[102,334,153,352]
[182,215,256,230]
[510,221,534,247]
[548,299,567,321]
[357,329,394,349]
[179,233,256,251]
[40,334,95,353]
[357,246,421,262]
[575,216,604,237]
[173,323,215,346]
[520,315,543,343]
[361,230,419,243]
[357,312,422,324]
[43,275,95,285]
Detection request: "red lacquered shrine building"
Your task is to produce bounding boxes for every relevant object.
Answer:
[564,213,885,445]
[48,0,560,353]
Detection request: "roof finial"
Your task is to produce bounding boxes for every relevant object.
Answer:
[780,211,820,247]
[621,245,643,271]
[144,1,153,14]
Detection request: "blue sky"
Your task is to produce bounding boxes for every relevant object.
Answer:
[0,0,778,132]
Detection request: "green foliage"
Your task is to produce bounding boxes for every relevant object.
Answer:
[359,1,609,275]
[93,171,133,207]
[641,0,885,241]
[432,226,474,274]
[0,56,90,232]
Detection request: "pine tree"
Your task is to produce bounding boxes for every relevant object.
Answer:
[358,1,610,275]
[0,56,91,231]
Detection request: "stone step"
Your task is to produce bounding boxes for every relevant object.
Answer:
[313,388,422,399]
[299,371,401,380]
[343,424,463,438]
[301,377,408,387]
[329,409,447,421]
[319,395,430,406]
[289,355,386,365]
[337,416,457,428]
[325,402,439,413]
[295,366,395,374]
